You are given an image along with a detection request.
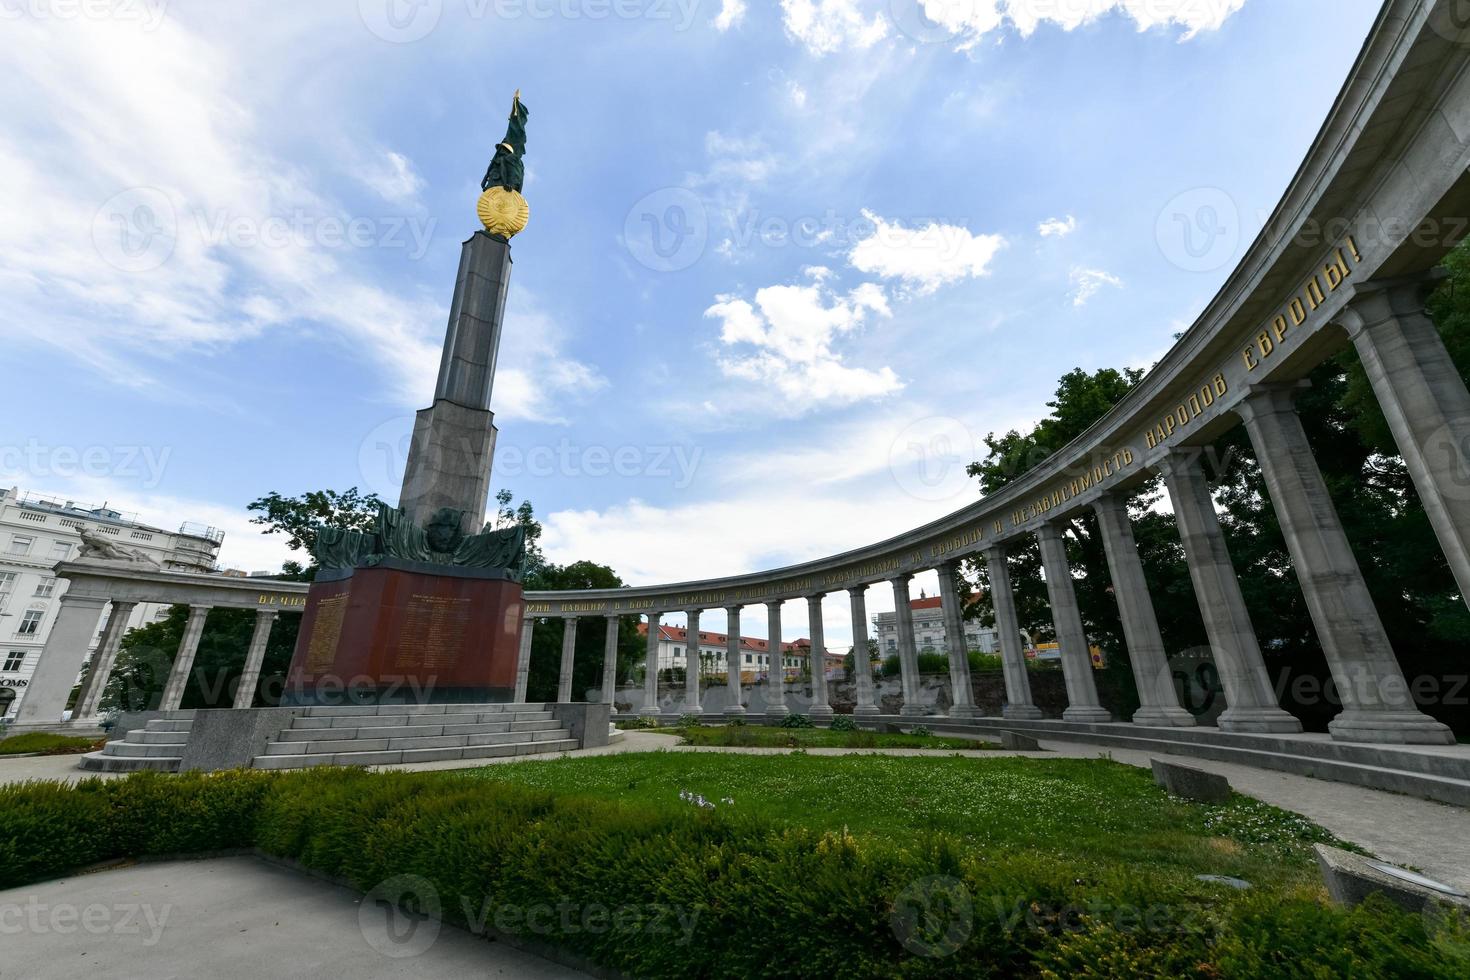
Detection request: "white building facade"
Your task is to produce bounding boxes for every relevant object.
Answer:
[638,623,842,682]
[0,488,223,720]
[872,593,1000,659]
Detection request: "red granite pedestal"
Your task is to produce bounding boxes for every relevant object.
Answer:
[284,560,525,705]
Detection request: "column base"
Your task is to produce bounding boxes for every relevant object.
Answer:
[1131,707,1198,728]
[765,704,790,721]
[946,704,982,720]
[1218,707,1303,734]
[899,704,929,718]
[724,704,747,720]
[681,704,705,717]
[1062,706,1113,723]
[1003,704,1045,721]
[808,704,835,721]
[853,704,881,717]
[1328,710,1455,745]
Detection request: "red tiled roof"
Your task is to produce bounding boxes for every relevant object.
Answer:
[636,623,805,654]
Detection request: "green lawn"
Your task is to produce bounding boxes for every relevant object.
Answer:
[0,733,100,756]
[463,752,1343,893]
[664,725,994,751]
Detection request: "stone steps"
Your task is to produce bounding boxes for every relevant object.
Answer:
[79,714,194,773]
[252,738,580,770]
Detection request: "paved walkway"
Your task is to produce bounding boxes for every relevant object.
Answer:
[6,729,1468,891]
[0,856,592,979]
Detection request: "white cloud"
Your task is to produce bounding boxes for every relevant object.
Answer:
[705,269,902,410]
[848,210,1006,295]
[788,80,809,108]
[1069,267,1123,306]
[781,0,888,55]
[493,301,609,424]
[356,150,424,205]
[1038,214,1077,238]
[714,0,747,31]
[984,0,1246,42]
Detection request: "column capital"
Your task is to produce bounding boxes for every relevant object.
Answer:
[57,593,109,610]
[604,611,620,621]
[935,557,963,576]
[683,607,703,619]
[254,607,279,620]
[888,573,913,589]
[1154,446,1208,481]
[765,599,784,611]
[1034,521,1067,543]
[187,603,213,614]
[982,543,1008,563]
[1090,489,1131,518]
[805,593,825,607]
[1338,273,1445,335]
[1236,380,1312,424]
[724,604,743,617]
[846,584,867,599]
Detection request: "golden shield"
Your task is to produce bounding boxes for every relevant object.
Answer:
[477,187,530,238]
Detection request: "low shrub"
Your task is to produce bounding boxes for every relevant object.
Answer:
[0,733,102,756]
[619,716,662,730]
[676,713,704,729]
[779,713,814,729]
[910,726,932,738]
[829,715,858,732]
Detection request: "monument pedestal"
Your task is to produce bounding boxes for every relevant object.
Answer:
[284,559,524,705]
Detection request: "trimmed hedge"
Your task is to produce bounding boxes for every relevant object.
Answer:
[0,733,101,756]
[0,770,1459,978]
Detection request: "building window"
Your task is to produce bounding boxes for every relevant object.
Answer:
[50,541,72,560]
[7,536,34,557]
[17,610,43,636]
[3,651,23,672]
[744,653,751,664]
[34,580,56,598]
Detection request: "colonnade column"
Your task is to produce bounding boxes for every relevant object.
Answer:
[936,561,978,719]
[984,547,1043,719]
[848,587,879,716]
[764,601,787,719]
[514,615,534,703]
[891,575,926,717]
[73,600,137,720]
[600,615,620,706]
[231,608,278,711]
[13,594,108,726]
[683,609,704,716]
[557,617,579,703]
[159,604,212,711]
[724,606,746,718]
[644,612,662,715]
[1339,282,1470,609]
[806,595,833,721]
[1091,494,1195,727]
[1237,386,1453,744]
[1157,450,1302,732]
[1034,523,1111,723]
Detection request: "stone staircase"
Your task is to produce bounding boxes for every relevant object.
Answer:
[79,704,578,773]
[254,704,576,769]
[79,712,196,772]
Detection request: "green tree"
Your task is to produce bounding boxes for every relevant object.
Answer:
[522,560,645,705]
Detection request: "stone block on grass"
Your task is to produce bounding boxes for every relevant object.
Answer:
[1151,758,1231,803]
[1315,844,1470,914]
[999,731,1042,752]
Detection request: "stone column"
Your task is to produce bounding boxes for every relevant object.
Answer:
[764,601,787,719]
[514,615,534,703]
[1237,386,1452,744]
[1158,450,1302,733]
[644,612,662,715]
[13,594,108,727]
[600,615,620,706]
[682,609,704,716]
[232,608,278,711]
[1091,494,1195,727]
[890,575,927,717]
[159,604,211,712]
[984,547,1042,719]
[1035,524,1112,723]
[936,561,978,719]
[557,617,579,703]
[73,600,137,721]
[1339,283,1470,609]
[849,586,879,716]
[724,606,745,718]
[806,594,833,721]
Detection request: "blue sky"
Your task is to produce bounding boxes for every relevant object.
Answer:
[2,0,1383,646]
